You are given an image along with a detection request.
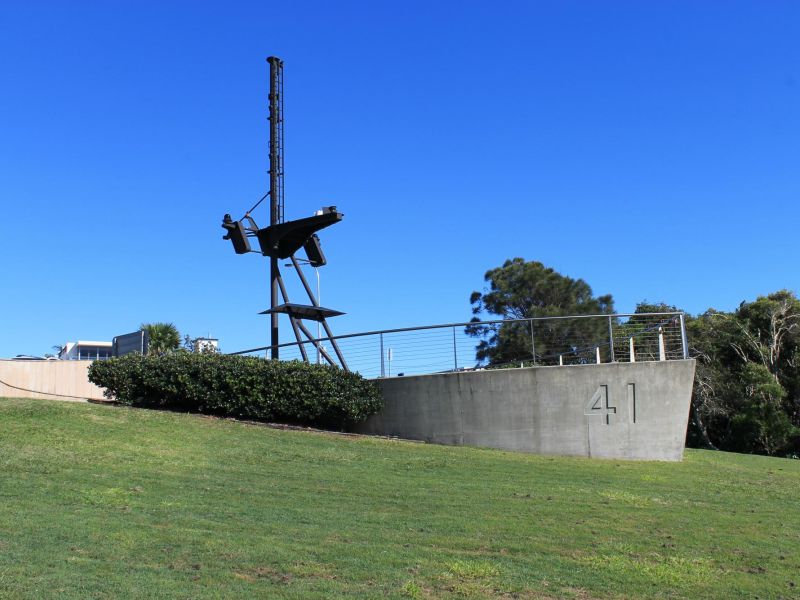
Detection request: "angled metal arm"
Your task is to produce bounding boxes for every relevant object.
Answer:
[296,320,337,366]
[277,272,308,363]
[290,255,349,370]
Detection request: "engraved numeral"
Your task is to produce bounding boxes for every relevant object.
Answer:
[584,385,617,424]
[628,383,636,423]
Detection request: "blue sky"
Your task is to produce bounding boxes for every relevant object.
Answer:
[1,1,798,357]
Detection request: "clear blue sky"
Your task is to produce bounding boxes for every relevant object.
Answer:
[1,1,798,357]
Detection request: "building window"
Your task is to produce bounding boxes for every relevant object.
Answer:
[77,346,112,360]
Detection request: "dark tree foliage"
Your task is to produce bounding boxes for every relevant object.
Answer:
[467,258,614,365]
[686,290,800,456]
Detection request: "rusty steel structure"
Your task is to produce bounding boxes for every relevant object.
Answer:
[221,57,348,369]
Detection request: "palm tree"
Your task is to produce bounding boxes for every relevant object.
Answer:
[140,323,181,356]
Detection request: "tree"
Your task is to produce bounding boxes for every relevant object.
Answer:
[726,363,794,455]
[681,310,725,450]
[140,323,181,356]
[467,258,614,365]
[729,290,800,382]
[183,335,195,352]
[685,291,800,456]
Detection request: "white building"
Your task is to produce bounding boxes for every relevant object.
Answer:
[193,338,219,353]
[58,341,113,361]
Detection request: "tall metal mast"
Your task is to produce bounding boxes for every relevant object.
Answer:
[267,56,284,359]
[222,57,348,369]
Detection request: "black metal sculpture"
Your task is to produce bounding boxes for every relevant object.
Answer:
[221,57,348,369]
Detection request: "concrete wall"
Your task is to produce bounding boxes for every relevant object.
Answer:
[354,360,696,461]
[0,359,106,401]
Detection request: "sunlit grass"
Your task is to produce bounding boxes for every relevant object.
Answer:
[1,397,798,599]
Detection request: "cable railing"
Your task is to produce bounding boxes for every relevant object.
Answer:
[229,312,689,379]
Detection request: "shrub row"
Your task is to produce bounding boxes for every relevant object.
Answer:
[88,353,383,428]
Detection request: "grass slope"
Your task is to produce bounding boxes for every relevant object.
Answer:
[0,398,798,600]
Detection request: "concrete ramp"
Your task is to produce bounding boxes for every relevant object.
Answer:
[354,360,696,461]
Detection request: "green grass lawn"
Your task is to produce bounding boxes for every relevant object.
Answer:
[1,398,798,599]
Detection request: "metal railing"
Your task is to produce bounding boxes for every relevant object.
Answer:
[230,312,688,378]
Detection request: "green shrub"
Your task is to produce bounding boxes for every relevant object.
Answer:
[88,353,383,428]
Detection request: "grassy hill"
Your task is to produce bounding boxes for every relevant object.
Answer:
[1,397,798,599]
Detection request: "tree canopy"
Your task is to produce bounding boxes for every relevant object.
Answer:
[467,258,614,365]
[687,290,800,456]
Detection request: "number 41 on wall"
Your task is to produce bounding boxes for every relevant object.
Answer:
[584,384,637,425]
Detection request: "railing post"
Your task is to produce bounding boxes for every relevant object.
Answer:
[607,316,615,362]
[629,337,635,362]
[679,313,689,359]
[452,326,458,371]
[658,327,666,361]
[380,332,385,378]
[530,319,536,365]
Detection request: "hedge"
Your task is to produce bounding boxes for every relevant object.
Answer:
[88,353,383,428]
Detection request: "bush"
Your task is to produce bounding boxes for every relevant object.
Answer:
[88,353,383,428]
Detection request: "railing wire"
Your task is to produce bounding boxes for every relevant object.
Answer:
[229,312,688,378]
